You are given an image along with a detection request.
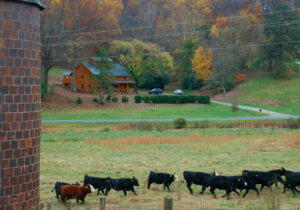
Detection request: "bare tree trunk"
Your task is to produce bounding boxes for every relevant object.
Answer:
[43,68,49,88]
[72,68,77,92]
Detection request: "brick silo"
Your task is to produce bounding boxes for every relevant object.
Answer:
[0,0,44,209]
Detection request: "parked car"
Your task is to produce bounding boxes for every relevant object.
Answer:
[148,88,163,95]
[174,89,184,95]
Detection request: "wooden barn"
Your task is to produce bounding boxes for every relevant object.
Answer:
[62,58,137,94]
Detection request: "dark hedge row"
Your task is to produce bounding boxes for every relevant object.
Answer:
[139,95,210,104]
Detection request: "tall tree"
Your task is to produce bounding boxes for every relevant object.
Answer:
[89,48,113,104]
[192,46,213,80]
[260,4,300,78]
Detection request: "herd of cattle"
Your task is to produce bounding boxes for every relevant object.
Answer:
[51,167,300,205]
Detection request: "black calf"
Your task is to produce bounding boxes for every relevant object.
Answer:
[105,177,139,196]
[209,176,247,200]
[83,174,110,195]
[283,171,300,194]
[183,171,218,194]
[148,171,179,192]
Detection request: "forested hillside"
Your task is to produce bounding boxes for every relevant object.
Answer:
[41,0,300,93]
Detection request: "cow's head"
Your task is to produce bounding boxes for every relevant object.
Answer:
[211,170,219,176]
[280,167,286,175]
[83,184,95,194]
[132,176,140,186]
[237,178,247,187]
[173,173,179,182]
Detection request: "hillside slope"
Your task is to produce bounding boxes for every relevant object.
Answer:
[213,74,300,116]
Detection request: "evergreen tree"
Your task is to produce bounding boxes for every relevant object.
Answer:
[260,4,300,78]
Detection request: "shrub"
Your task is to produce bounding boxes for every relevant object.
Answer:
[66,97,74,103]
[142,96,150,103]
[93,98,99,103]
[122,96,129,103]
[106,95,111,101]
[76,96,82,104]
[235,73,246,84]
[133,122,153,131]
[135,96,142,103]
[286,118,300,129]
[231,102,239,112]
[148,95,210,104]
[174,118,187,129]
[41,82,47,101]
[103,128,110,132]
[112,96,118,103]
[49,85,56,95]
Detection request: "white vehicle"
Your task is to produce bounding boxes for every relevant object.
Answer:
[174,89,184,95]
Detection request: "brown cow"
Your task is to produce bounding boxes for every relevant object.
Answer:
[60,184,95,205]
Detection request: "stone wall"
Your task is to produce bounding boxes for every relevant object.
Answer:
[0,1,41,209]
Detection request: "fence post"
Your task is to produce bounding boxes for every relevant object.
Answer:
[39,203,44,210]
[47,203,51,210]
[164,196,173,210]
[66,201,72,210]
[100,196,106,210]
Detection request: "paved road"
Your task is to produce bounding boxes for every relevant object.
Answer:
[42,101,298,124]
[211,100,294,118]
[42,116,298,124]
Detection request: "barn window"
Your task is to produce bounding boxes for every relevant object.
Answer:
[81,84,83,89]
[89,84,91,88]
[81,76,84,79]
[124,76,126,80]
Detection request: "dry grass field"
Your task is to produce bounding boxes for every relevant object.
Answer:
[40,125,300,209]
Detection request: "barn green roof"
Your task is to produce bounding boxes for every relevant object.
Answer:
[82,62,132,77]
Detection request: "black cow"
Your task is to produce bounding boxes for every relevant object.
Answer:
[147,171,179,192]
[51,182,80,202]
[230,175,259,198]
[83,175,110,195]
[283,171,300,194]
[242,167,285,188]
[209,176,247,200]
[183,170,218,194]
[105,177,139,196]
[242,170,284,191]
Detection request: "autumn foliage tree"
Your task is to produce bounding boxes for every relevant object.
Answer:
[192,47,213,80]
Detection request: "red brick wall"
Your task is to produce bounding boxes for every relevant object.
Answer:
[0,1,41,209]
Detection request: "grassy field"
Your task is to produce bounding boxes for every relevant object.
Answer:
[236,74,300,116]
[42,103,264,120]
[40,127,300,209]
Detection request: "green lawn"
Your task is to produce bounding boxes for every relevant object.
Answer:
[40,129,300,209]
[42,103,264,120]
[237,74,300,116]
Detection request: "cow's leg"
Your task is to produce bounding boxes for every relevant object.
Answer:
[56,193,60,202]
[76,197,80,205]
[100,189,105,195]
[163,184,166,191]
[166,184,171,192]
[243,189,250,198]
[97,188,100,195]
[123,190,127,196]
[105,188,111,196]
[260,184,264,191]
[186,182,193,194]
[283,182,288,193]
[210,187,217,199]
[226,190,231,200]
[200,185,206,194]
[233,189,240,196]
[147,181,152,190]
[60,196,66,205]
[131,187,137,196]
[293,186,300,193]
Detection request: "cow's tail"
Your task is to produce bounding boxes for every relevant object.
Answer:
[144,178,149,187]
[51,187,55,192]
